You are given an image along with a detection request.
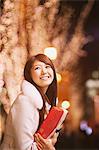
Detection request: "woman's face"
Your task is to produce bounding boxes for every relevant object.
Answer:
[31,60,54,93]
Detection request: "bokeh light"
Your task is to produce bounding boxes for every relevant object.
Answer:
[61,100,70,109]
[44,47,57,60]
[56,73,62,83]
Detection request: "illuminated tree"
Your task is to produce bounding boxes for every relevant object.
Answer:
[0,0,95,138]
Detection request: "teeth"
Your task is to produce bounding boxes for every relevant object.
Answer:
[40,76,49,79]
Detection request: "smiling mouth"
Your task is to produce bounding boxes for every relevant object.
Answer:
[40,76,50,80]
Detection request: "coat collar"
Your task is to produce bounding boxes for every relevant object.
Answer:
[21,80,43,110]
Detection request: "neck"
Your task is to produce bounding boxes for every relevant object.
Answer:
[40,87,48,94]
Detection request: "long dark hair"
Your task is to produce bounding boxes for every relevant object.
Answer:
[24,54,57,125]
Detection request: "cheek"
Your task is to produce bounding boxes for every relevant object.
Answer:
[50,70,54,80]
[31,71,38,81]
[52,74,54,81]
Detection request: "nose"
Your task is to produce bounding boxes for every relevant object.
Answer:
[41,67,47,74]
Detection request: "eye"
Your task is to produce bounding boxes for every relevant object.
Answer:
[46,65,51,69]
[34,66,41,70]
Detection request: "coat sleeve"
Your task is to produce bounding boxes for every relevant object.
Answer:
[11,95,39,150]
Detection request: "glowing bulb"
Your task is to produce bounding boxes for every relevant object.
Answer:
[44,47,57,60]
[61,100,70,109]
[56,73,62,83]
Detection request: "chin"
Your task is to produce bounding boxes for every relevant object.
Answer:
[41,81,52,87]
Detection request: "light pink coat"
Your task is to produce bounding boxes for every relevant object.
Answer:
[0,80,44,150]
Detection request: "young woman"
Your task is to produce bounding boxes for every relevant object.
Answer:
[1,54,58,150]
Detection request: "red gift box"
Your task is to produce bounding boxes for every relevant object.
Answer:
[37,106,68,139]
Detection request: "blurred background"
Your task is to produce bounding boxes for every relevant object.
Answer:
[0,0,99,149]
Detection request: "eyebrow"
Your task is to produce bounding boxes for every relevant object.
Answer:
[32,63,50,68]
[33,64,41,67]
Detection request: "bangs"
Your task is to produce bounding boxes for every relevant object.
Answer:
[35,54,55,69]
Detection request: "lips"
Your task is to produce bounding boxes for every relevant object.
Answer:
[40,76,50,80]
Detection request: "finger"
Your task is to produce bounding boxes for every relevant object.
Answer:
[36,133,46,145]
[36,142,43,150]
[50,132,59,145]
[35,135,44,150]
[35,134,40,142]
[35,134,46,147]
